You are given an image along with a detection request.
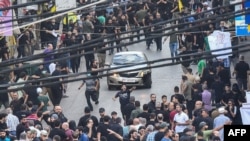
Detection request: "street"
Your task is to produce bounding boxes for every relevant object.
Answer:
[58,37,199,123]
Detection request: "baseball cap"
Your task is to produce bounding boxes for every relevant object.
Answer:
[20,114,27,120]
[51,114,59,120]
[159,122,168,129]
[199,121,207,129]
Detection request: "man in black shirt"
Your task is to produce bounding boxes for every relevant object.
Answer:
[14,62,28,82]
[153,13,163,51]
[0,37,8,61]
[0,75,9,109]
[16,115,29,140]
[137,104,150,121]
[113,85,136,119]
[50,64,63,106]
[124,96,136,125]
[96,115,111,141]
[154,122,168,141]
[23,78,40,106]
[99,107,106,123]
[105,18,115,55]
[118,14,129,51]
[179,47,191,74]
[83,34,95,71]
[45,19,59,49]
[0,113,8,131]
[233,55,250,90]
[48,120,67,140]
[78,107,99,128]
[170,86,185,104]
[148,93,156,113]
[17,31,30,58]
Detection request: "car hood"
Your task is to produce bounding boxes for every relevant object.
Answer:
[110,64,149,72]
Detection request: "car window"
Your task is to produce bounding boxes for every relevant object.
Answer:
[112,53,146,65]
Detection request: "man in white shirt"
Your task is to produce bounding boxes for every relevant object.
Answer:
[6,108,19,137]
[173,104,190,137]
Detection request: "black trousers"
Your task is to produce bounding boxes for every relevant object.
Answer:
[85,90,97,111]
[17,46,25,58]
[70,58,79,73]
[84,54,94,71]
[154,37,162,50]
[51,86,63,106]
[186,100,194,119]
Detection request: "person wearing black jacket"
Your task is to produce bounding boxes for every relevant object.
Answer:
[0,75,9,109]
[153,13,163,51]
[83,34,95,71]
[124,96,136,125]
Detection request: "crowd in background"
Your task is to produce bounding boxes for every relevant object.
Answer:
[0,0,250,141]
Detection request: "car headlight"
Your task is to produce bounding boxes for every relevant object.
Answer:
[113,73,119,77]
[139,71,144,77]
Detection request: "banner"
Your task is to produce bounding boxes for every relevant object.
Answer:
[245,0,250,24]
[232,0,250,36]
[0,0,12,36]
[240,107,250,124]
[55,0,77,12]
[207,30,232,59]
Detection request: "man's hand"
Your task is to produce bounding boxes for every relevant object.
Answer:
[107,129,115,134]
[112,97,116,101]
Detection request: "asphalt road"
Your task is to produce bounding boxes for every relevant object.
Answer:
[58,37,199,124]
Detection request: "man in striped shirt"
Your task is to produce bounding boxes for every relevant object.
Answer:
[6,108,19,137]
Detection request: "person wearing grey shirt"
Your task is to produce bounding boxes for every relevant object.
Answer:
[78,73,99,111]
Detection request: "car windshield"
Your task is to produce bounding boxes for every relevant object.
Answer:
[112,53,146,65]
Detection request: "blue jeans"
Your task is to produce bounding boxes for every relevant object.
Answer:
[169,42,178,62]
[223,57,230,68]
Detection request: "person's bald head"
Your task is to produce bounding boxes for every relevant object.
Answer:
[133,118,140,125]
[195,101,203,108]
[62,122,69,130]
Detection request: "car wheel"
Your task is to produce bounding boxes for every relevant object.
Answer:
[144,73,152,88]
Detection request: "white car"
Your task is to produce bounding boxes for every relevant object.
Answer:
[106,51,152,90]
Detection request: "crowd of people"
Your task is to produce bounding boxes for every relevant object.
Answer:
[0,0,249,141]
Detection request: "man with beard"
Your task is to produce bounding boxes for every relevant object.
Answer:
[0,129,10,141]
[16,115,29,140]
[9,91,24,116]
[147,94,156,113]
